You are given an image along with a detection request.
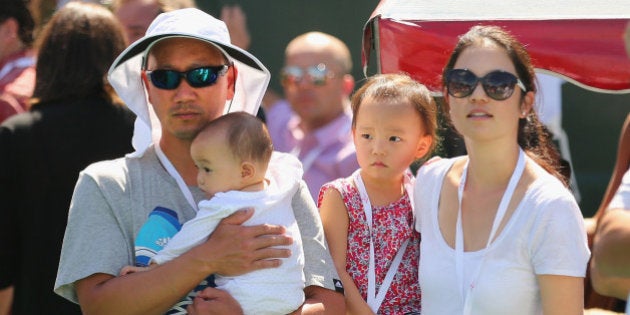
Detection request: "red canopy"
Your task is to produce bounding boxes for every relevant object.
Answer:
[362,0,630,93]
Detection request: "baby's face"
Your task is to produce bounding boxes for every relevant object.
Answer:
[190,132,243,198]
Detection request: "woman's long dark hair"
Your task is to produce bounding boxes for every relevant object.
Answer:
[442,25,569,187]
[31,1,126,105]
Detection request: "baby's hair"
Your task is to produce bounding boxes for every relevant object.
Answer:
[351,73,438,155]
[198,112,273,166]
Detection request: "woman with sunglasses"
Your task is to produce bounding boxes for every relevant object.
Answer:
[414,25,589,315]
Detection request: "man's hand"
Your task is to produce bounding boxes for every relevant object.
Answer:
[197,208,293,277]
[187,287,243,315]
[119,265,153,276]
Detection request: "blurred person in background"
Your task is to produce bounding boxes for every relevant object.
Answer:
[110,0,196,44]
[589,114,630,304]
[0,0,36,123]
[265,31,358,200]
[0,2,135,314]
[583,22,630,315]
[111,0,250,50]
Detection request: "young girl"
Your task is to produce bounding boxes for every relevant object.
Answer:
[415,25,590,315]
[319,73,437,314]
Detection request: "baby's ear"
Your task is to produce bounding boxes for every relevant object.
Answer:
[241,161,256,179]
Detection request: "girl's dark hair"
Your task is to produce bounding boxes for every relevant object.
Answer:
[0,0,35,46]
[442,25,568,187]
[351,73,439,158]
[31,2,126,105]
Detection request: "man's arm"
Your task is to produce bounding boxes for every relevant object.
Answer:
[593,209,630,277]
[590,260,630,301]
[290,181,346,314]
[590,209,630,300]
[75,209,291,315]
[589,114,630,300]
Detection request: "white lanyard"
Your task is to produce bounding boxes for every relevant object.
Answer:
[155,143,199,212]
[353,169,413,313]
[455,149,525,315]
[0,56,35,80]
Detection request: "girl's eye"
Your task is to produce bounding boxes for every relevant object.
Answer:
[361,133,372,140]
[389,136,402,142]
[203,167,212,173]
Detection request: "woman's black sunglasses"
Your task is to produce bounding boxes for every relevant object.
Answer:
[145,65,229,90]
[445,69,526,101]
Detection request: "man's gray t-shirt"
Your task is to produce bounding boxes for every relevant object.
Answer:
[54,146,339,306]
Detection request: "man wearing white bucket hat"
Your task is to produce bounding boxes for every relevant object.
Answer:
[54,8,344,314]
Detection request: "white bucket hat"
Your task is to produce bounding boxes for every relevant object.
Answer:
[107,8,270,210]
[108,8,270,158]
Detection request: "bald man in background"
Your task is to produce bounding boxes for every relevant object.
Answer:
[265,31,358,201]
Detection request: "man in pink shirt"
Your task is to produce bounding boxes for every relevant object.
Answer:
[265,31,358,201]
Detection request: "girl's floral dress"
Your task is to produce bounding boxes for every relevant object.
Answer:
[318,177,421,315]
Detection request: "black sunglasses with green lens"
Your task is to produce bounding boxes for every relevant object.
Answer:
[146,65,229,90]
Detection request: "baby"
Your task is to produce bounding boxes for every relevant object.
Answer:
[122,111,305,314]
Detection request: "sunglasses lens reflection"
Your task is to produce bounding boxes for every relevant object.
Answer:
[447,69,520,101]
[187,68,219,87]
[150,70,180,89]
[483,72,518,100]
[148,66,227,90]
[281,64,330,86]
[447,69,477,98]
